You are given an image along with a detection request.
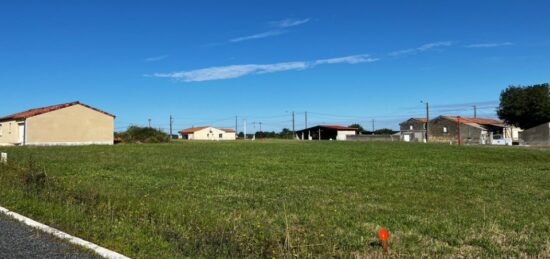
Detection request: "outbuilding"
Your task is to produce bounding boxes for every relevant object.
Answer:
[399,118,427,142]
[0,101,115,146]
[295,125,357,141]
[178,126,236,140]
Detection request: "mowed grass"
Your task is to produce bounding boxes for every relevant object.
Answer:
[0,141,549,258]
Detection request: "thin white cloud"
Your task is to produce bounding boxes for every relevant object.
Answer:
[390,41,453,56]
[229,30,286,42]
[269,18,310,28]
[465,42,514,48]
[152,54,378,82]
[144,55,168,62]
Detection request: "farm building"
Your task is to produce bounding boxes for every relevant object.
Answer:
[0,101,115,146]
[178,126,236,140]
[295,125,358,141]
[428,116,517,145]
[400,118,427,142]
[519,122,550,146]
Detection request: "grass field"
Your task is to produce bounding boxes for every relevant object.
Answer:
[0,141,549,258]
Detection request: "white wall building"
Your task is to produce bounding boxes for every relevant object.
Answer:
[178,126,236,140]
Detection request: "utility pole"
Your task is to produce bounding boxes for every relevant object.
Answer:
[371,119,375,135]
[259,122,262,132]
[305,111,308,129]
[169,115,173,140]
[235,116,238,134]
[424,101,430,143]
[473,105,477,118]
[148,118,151,128]
[305,111,308,140]
[457,116,461,145]
[292,111,295,140]
[243,119,247,140]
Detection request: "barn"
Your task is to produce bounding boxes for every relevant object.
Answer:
[0,101,115,146]
[295,125,358,141]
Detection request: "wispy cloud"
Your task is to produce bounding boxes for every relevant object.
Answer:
[269,18,310,28]
[390,41,453,56]
[227,17,310,43]
[465,42,514,48]
[151,54,378,82]
[144,55,168,62]
[229,30,286,43]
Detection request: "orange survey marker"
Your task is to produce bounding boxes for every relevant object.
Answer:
[378,227,389,252]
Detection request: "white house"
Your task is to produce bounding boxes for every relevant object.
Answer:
[178,126,236,140]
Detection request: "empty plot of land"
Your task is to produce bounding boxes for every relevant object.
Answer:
[0,141,549,257]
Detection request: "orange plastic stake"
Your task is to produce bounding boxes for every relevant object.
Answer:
[378,227,389,252]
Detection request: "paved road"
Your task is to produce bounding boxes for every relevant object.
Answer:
[0,213,100,259]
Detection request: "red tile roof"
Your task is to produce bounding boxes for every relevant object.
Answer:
[442,116,503,125]
[413,118,428,123]
[179,126,209,134]
[319,125,358,130]
[219,128,236,133]
[0,101,115,121]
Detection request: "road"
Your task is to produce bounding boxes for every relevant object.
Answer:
[0,213,99,259]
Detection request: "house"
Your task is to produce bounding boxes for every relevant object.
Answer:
[295,125,357,140]
[0,101,115,146]
[519,122,550,146]
[428,116,515,145]
[178,126,236,140]
[399,118,427,142]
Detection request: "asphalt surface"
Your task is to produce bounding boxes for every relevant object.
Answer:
[0,213,100,259]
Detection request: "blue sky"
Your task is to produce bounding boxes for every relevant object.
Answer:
[1,1,549,132]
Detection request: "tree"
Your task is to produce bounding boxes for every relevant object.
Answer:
[348,124,364,133]
[374,128,397,135]
[497,83,550,129]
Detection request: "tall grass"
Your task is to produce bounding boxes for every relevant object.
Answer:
[0,141,549,257]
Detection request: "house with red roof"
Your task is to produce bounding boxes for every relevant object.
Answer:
[428,115,516,145]
[295,125,358,140]
[178,126,236,140]
[0,101,115,146]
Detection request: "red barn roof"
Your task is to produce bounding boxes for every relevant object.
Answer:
[442,116,503,125]
[318,125,358,130]
[0,101,115,121]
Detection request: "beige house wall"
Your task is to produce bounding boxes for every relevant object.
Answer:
[25,104,114,145]
[189,127,236,140]
[336,130,356,141]
[0,120,22,145]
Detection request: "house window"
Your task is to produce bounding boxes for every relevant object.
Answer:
[409,125,413,130]
[219,133,223,139]
[443,127,448,133]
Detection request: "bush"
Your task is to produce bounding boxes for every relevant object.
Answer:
[116,126,169,143]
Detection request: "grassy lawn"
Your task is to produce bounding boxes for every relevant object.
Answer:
[0,141,549,258]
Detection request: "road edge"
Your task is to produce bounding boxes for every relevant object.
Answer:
[0,206,130,259]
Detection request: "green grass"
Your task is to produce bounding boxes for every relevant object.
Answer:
[0,141,549,258]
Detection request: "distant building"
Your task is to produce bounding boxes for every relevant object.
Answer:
[295,125,357,141]
[0,101,115,146]
[519,122,550,146]
[178,126,236,140]
[399,118,427,142]
[428,116,516,145]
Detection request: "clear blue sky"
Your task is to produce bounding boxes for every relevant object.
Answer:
[1,1,549,132]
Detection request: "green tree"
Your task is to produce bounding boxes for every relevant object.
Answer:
[374,128,397,135]
[497,83,550,129]
[348,124,364,133]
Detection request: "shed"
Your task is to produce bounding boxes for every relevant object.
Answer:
[295,125,357,141]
